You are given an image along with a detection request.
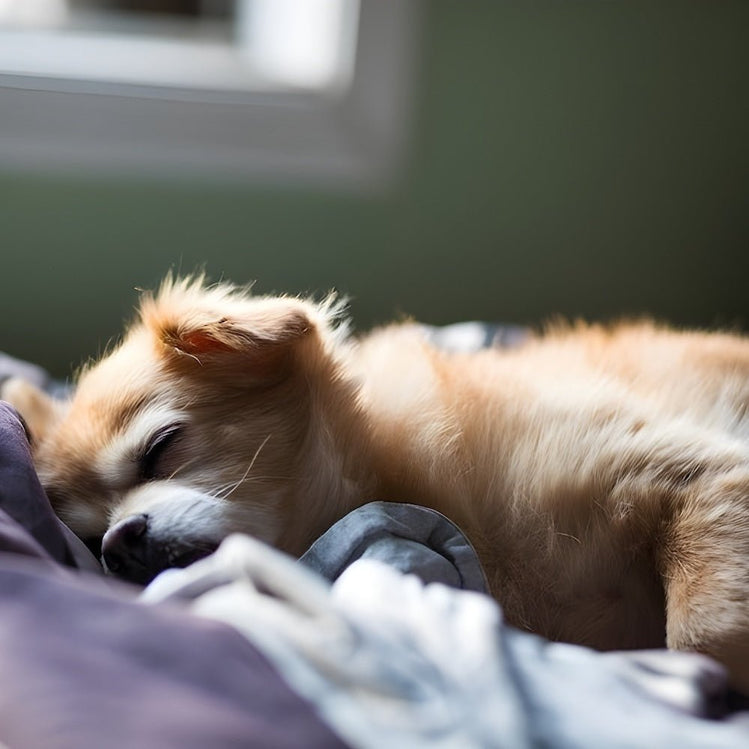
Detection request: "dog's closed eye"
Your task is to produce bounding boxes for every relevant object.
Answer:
[139,424,183,481]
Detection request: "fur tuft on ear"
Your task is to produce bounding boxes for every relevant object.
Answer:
[137,275,346,375]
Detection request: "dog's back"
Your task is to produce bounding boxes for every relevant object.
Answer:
[350,322,749,670]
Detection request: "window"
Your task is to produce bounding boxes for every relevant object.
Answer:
[0,0,357,92]
[0,0,420,187]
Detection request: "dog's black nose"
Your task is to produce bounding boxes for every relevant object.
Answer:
[101,514,218,585]
[101,514,151,584]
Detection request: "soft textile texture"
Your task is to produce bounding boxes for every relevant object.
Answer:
[299,500,490,594]
[0,402,100,571]
[0,350,71,398]
[144,533,749,749]
[0,403,347,749]
[419,321,529,353]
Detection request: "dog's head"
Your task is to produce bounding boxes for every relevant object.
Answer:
[3,277,352,584]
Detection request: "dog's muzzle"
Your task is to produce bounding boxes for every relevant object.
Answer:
[101,514,218,585]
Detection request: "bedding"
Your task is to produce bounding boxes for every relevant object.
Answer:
[0,402,346,749]
[1,329,749,748]
[145,533,749,749]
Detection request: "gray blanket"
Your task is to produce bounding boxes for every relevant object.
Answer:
[299,500,490,594]
[145,522,749,748]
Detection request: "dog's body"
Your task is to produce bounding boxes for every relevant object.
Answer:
[4,277,749,689]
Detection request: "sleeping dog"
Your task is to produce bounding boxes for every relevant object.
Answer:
[3,276,749,690]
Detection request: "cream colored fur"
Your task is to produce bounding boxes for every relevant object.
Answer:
[4,276,749,690]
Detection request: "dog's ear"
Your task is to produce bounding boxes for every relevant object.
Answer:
[158,299,313,359]
[140,282,325,382]
[1,377,65,445]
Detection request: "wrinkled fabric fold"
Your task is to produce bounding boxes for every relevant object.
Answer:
[145,531,749,749]
[0,402,102,572]
[299,500,490,594]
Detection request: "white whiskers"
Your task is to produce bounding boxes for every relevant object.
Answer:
[215,434,273,501]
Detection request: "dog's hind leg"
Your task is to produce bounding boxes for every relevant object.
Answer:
[661,469,749,693]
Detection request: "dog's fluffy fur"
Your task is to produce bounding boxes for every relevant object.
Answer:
[4,276,749,689]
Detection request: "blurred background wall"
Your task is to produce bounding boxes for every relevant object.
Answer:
[1,0,748,378]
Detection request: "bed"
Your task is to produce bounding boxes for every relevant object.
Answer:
[1,329,748,748]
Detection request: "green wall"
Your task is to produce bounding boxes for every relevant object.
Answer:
[2,1,748,378]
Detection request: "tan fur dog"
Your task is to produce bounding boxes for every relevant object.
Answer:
[3,276,749,690]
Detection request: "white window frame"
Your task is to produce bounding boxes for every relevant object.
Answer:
[0,0,422,189]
